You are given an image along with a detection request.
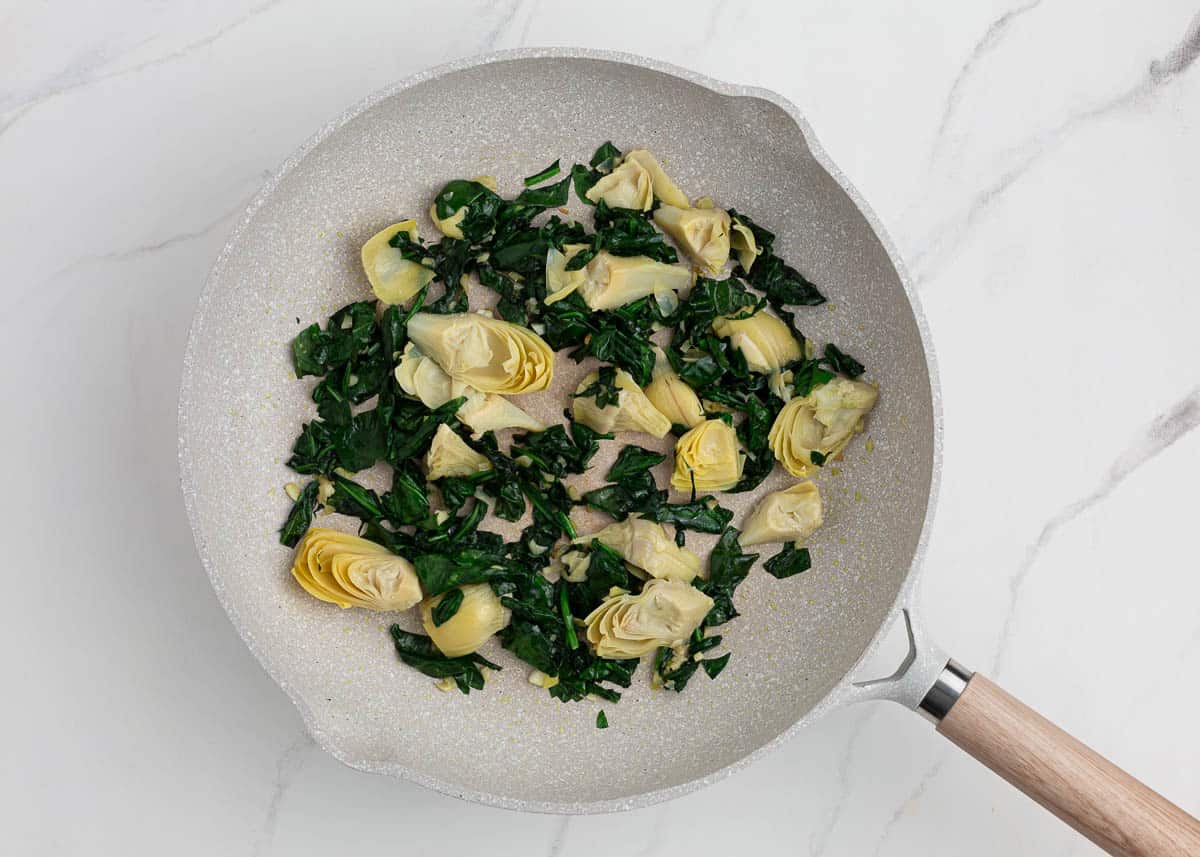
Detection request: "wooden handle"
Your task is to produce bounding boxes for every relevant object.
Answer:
[937,673,1200,856]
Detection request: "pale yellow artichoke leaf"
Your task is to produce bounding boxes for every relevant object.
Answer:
[361,221,435,305]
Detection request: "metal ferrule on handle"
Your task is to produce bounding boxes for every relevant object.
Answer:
[917,659,972,723]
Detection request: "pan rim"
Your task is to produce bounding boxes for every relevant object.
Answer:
[178,46,944,814]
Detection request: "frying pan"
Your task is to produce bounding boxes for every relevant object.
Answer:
[178,49,1200,854]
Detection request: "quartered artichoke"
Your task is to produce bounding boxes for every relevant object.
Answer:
[573,516,702,583]
[712,310,802,374]
[740,481,824,547]
[425,423,491,481]
[360,220,435,305]
[394,343,544,436]
[421,583,511,657]
[571,250,696,309]
[652,204,731,273]
[644,362,705,429]
[292,528,423,611]
[671,418,744,492]
[585,159,654,210]
[406,312,554,394]
[584,579,713,659]
[768,377,879,476]
[572,368,672,437]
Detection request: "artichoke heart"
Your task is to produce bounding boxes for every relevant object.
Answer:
[572,368,671,438]
[577,251,692,311]
[712,310,802,374]
[426,423,491,481]
[395,344,543,436]
[292,528,422,611]
[671,418,744,492]
[421,583,511,657]
[584,579,713,659]
[585,158,655,210]
[623,149,689,208]
[406,312,554,394]
[740,481,824,546]
[544,243,591,305]
[730,217,763,272]
[768,377,879,476]
[572,516,702,583]
[652,205,731,273]
[645,366,705,429]
[361,220,435,305]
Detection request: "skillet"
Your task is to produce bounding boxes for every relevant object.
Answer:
[178,49,1200,854]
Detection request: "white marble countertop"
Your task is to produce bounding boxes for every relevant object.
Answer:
[3,1,1198,854]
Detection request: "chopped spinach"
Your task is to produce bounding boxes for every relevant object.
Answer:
[589,141,621,173]
[764,543,812,579]
[822,343,865,379]
[524,159,561,187]
[389,625,499,694]
[431,589,465,626]
[699,528,759,627]
[413,548,511,597]
[606,445,666,482]
[279,481,318,547]
[647,497,733,534]
[702,652,731,679]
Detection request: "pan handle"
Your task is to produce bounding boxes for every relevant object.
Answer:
[922,663,1200,857]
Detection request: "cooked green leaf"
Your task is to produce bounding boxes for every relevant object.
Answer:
[431,588,464,626]
[607,445,666,482]
[822,343,865,378]
[764,543,812,579]
[514,174,570,208]
[702,652,731,679]
[413,549,510,597]
[647,498,733,534]
[524,159,561,187]
[589,141,621,173]
[389,625,499,694]
[700,528,759,626]
[279,481,318,547]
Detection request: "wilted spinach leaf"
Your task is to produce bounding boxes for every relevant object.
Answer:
[699,528,759,626]
[764,543,812,579]
[279,481,318,547]
[413,549,510,597]
[647,497,733,534]
[523,159,561,187]
[431,589,465,626]
[389,625,499,694]
[822,343,865,379]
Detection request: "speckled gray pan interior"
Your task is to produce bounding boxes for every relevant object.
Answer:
[179,49,941,813]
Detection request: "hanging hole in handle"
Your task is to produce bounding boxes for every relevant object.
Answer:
[852,608,917,689]
[840,608,953,710]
